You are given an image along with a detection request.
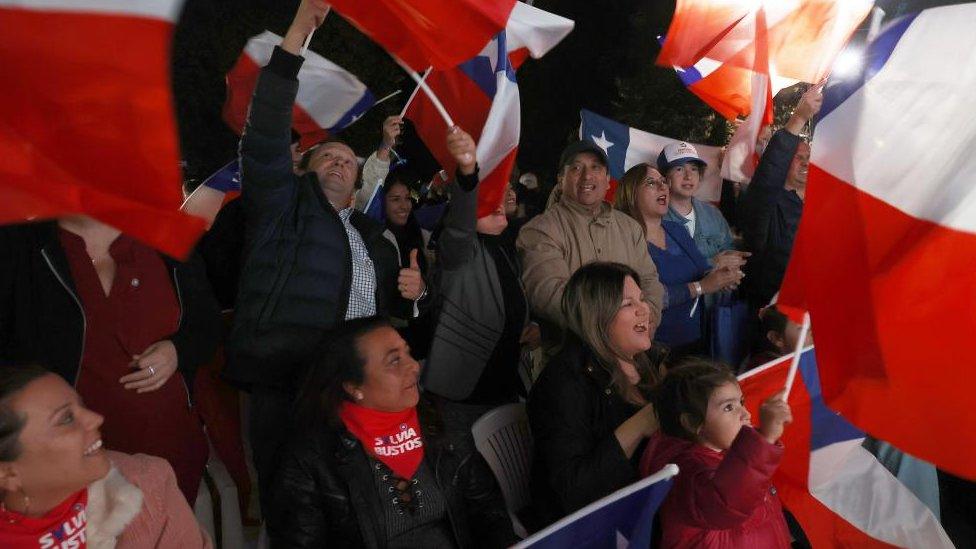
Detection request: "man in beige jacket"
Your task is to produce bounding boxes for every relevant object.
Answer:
[517,140,665,332]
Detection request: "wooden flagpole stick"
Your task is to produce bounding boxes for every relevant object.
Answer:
[399,67,432,118]
[783,312,811,400]
[393,58,455,127]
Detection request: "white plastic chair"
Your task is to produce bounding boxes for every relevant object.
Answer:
[193,442,247,549]
[471,403,533,538]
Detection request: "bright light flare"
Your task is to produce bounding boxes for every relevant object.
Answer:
[832,48,864,79]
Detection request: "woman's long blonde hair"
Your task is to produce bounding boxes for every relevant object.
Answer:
[561,262,663,401]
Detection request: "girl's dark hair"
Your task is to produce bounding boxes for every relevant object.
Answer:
[295,316,393,429]
[651,358,738,442]
[561,262,664,400]
[0,364,51,461]
[758,305,789,353]
[384,164,422,190]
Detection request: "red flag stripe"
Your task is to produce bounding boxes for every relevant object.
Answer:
[0,8,204,257]
[329,0,516,71]
[785,165,976,479]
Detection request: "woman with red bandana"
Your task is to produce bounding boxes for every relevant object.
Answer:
[0,364,210,548]
[267,316,516,548]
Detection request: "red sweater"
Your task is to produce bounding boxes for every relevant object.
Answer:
[640,427,791,548]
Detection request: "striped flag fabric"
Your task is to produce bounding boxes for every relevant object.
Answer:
[404,3,572,218]
[181,160,240,228]
[0,0,205,258]
[661,34,797,122]
[505,1,575,69]
[514,464,678,549]
[579,109,725,203]
[778,4,976,480]
[469,31,521,218]
[716,8,776,185]
[658,0,872,84]
[223,31,375,149]
[657,0,868,130]
[738,350,952,547]
[328,0,516,71]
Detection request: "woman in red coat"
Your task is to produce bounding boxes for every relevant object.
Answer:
[641,360,793,548]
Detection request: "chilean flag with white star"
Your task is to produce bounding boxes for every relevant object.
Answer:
[404,3,572,218]
[579,109,725,202]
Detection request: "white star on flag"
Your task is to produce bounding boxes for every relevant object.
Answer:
[591,131,614,154]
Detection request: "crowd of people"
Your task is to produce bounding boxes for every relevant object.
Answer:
[1,1,972,548]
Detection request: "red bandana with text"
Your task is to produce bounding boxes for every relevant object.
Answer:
[0,489,87,549]
[339,401,425,479]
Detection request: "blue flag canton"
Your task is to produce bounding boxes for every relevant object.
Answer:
[202,160,241,193]
[330,89,377,132]
[798,350,864,452]
[526,475,673,549]
[459,31,516,99]
[579,109,630,180]
[820,13,917,119]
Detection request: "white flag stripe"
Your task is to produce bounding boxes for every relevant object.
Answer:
[243,31,371,129]
[812,4,976,234]
[476,75,520,177]
[809,441,953,548]
[0,0,181,22]
[506,2,574,59]
[721,72,769,184]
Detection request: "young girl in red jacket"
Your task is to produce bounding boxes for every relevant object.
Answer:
[640,360,794,548]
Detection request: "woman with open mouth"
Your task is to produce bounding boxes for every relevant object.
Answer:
[616,163,744,359]
[0,364,210,548]
[525,261,667,528]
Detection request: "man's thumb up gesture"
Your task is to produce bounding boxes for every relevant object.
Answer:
[398,249,426,300]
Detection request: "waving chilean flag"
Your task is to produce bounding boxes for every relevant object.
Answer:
[328,0,516,72]
[739,350,952,548]
[579,109,724,203]
[223,31,375,149]
[405,3,572,218]
[779,4,976,481]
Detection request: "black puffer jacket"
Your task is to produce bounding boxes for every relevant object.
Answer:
[527,337,642,527]
[267,399,517,548]
[0,222,221,392]
[225,47,407,391]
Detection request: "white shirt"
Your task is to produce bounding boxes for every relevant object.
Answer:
[683,207,697,238]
